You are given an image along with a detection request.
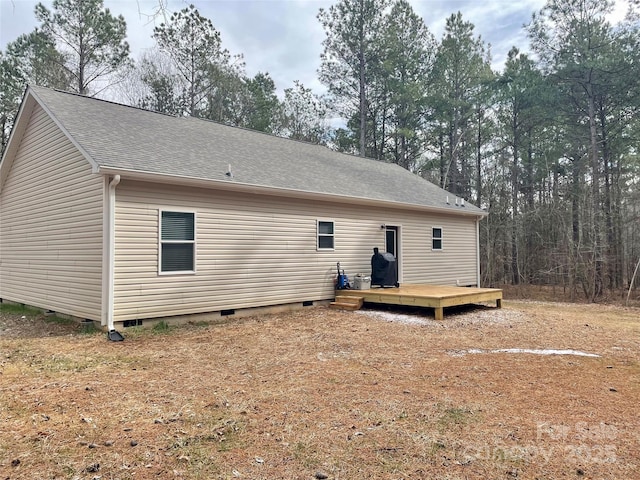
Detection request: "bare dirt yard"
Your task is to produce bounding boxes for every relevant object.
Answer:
[1,300,639,480]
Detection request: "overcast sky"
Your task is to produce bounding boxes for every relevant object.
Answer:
[0,0,628,97]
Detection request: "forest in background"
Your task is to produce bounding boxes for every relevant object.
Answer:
[1,0,639,301]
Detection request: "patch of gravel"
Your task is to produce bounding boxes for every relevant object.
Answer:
[355,305,526,328]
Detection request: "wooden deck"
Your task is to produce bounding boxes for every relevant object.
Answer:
[335,284,502,320]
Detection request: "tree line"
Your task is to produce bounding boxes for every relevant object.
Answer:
[1,0,639,299]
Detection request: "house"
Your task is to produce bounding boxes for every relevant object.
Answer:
[0,86,487,332]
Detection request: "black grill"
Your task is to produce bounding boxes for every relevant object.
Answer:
[371,252,398,287]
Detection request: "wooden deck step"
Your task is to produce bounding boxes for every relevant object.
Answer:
[330,295,364,311]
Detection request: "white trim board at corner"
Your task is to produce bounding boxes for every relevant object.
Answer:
[452,349,600,358]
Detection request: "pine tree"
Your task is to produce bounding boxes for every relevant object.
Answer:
[318,0,389,156]
[153,4,243,117]
[35,0,130,95]
[380,0,436,170]
[1,29,71,152]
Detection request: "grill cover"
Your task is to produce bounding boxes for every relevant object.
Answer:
[371,252,398,287]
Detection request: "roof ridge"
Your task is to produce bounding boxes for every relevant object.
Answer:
[31,85,181,120]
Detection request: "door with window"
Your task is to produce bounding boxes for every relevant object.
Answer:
[385,226,398,256]
[384,225,399,280]
[384,225,402,282]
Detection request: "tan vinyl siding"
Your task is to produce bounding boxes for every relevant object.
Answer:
[113,180,479,321]
[403,215,478,286]
[0,105,103,319]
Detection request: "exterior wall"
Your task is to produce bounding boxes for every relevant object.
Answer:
[0,105,104,319]
[405,215,479,286]
[113,180,479,321]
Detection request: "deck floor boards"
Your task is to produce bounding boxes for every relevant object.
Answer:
[336,284,502,320]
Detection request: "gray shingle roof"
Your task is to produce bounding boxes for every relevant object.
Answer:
[30,86,484,215]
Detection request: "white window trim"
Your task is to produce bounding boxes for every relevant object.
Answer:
[158,209,197,275]
[317,219,335,251]
[432,226,443,251]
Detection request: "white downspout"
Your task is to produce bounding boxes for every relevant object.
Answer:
[107,175,122,340]
[476,216,481,287]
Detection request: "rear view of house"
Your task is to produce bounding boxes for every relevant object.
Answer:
[0,86,487,331]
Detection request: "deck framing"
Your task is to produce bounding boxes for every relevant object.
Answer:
[337,284,502,320]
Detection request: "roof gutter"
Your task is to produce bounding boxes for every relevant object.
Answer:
[96,166,488,219]
[105,174,124,341]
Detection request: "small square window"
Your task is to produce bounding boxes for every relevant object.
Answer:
[318,220,334,250]
[432,227,443,250]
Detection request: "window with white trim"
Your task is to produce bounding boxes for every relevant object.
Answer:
[160,210,195,273]
[317,220,335,250]
[432,227,443,250]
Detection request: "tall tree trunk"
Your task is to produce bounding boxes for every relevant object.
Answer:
[439,131,446,189]
[524,134,535,282]
[598,103,622,290]
[511,114,520,285]
[358,0,366,156]
[476,108,482,206]
[78,34,85,94]
[571,154,584,300]
[587,91,603,300]
[602,126,615,289]
[1,114,7,154]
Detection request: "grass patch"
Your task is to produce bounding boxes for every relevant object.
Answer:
[39,355,95,373]
[80,322,100,335]
[188,320,211,328]
[152,320,172,333]
[292,441,320,469]
[0,302,41,315]
[437,405,476,432]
